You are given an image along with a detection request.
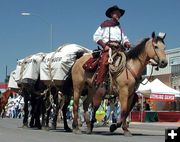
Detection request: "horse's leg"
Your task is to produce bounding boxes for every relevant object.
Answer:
[121,92,138,136]
[29,97,35,128]
[90,105,99,132]
[110,88,129,133]
[72,86,83,134]
[90,86,106,131]
[42,91,51,130]
[1,107,5,118]
[51,104,58,130]
[0,107,2,118]
[51,91,62,130]
[42,98,51,130]
[45,106,51,130]
[83,89,93,134]
[29,94,41,129]
[62,96,72,132]
[93,86,106,107]
[41,98,46,129]
[41,110,46,129]
[34,96,42,129]
[22,94,29,128]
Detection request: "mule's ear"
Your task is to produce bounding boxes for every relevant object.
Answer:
[152,32,156,38]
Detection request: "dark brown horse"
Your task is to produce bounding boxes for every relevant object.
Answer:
[71,32,168,136]
[40,77,73,132]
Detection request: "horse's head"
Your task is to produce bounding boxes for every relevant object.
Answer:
[146,32,168,68]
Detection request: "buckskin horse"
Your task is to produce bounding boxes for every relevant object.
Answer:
[71,32,168,136]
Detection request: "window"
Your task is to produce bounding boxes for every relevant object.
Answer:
[171,64,180,75]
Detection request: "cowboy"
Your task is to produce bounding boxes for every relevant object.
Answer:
[93,5,131,87]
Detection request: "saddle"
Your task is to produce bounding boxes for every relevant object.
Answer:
[83,48,101,72]
[83,47,126,91]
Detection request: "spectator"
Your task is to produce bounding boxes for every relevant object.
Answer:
[144,100,150,111]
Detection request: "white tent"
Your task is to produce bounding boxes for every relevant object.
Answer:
[150,79,180,98]
[137,78,180,98]
[137,78,151,94]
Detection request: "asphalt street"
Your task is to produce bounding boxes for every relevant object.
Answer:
[0,118,179,142]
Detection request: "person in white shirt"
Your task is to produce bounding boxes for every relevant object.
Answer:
[93,5,131,87]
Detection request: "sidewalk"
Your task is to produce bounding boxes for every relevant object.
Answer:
[131,122,180,127]
[130,122,180,132]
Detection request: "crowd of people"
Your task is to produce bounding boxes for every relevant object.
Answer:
[1,91,124,126]
[3,93,24,119]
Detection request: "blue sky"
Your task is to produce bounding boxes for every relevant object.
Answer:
[0,0,180,82]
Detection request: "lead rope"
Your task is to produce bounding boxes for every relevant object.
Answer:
[141,64,154,85]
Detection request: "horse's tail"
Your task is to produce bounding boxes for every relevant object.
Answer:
[62,51,85,97]
[75,51,85,59]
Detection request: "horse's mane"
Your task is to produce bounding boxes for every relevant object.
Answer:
[126,38,150,60]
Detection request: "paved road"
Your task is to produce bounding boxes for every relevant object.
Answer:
[0,118,179,142]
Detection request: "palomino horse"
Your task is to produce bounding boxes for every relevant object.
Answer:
[71,32,168,136]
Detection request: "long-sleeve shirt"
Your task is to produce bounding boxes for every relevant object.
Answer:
[93,25,130,48]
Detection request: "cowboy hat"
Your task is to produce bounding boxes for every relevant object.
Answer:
[105,5,125,18]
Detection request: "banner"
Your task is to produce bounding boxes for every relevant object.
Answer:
[0,84,8,89]
[150,93,175,101]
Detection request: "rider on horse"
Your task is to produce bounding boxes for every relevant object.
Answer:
[93,5,131,87]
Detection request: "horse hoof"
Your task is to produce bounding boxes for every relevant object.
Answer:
[73,129,82,134]
[42,126,50,131]
[124,131,132,137]
[110,124,117,132]
[35,124,42,129]
[90,122,94,132]
[22,125,28,129]
[51,125,56,130]
[65,127,72,132]
[86,127,92,134]
[29,124,34,128]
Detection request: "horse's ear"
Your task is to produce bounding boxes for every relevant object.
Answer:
[152,32,156,39]
[158,32,166,40]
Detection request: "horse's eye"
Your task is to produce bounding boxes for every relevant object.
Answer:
[154,46,158,49]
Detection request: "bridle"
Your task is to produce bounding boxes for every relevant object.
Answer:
[152,38,162,65]
[135,38,163,68]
